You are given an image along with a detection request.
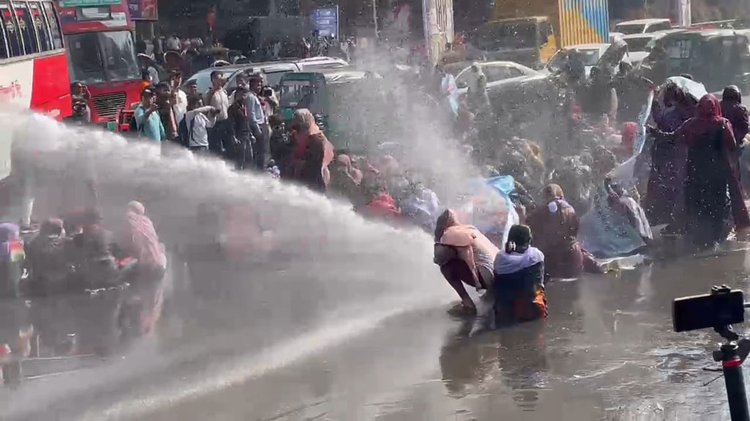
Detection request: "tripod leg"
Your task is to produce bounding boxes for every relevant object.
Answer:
[723,359,750,421]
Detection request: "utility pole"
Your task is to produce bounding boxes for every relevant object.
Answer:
[677,0,691,27]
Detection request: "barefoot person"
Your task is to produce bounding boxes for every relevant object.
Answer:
[433,209,499,316]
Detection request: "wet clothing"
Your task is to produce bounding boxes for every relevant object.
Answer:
[292,132,335,192]
[436,224,499,290]
[613,74,649,122]
[467,69,490,112]
[330,154,365,207]
[579,186,651,258]
[493,247,547,325]
[68,226,120,291]
[579,82,617,120]
[360,193,401,223]
[25,232,69,296]
[679,95,750,246]
[528,199,583,279]
[721,100,749,146]
[120,202,165,272]
[646,102,694,225]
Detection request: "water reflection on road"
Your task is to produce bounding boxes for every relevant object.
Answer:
[5,250,750,420]
[140,250,750,420]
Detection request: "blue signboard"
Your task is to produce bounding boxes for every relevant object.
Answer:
[311,6,339,38]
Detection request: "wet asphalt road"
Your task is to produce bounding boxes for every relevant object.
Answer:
[4,248,750,420]
[135,249,749,421]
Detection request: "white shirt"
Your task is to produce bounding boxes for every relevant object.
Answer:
[148,66,160,84]
[185,107,217,148]
[206,87,229,121]
[173,90,188,124]
[166,36,181,51]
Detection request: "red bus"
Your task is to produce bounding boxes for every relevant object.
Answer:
[55,0,141,124]
[0,0,72,120]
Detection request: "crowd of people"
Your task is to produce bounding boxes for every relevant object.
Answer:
[414,49,750,325]
[24,37,750,334]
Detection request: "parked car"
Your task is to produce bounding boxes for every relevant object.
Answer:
[455,60,554,119]
[642,29,750,92]
[621,30,680,66]
[545,43,612,77]
[295,56,349,71]
[614,18,672,35]
[182,61,301,95]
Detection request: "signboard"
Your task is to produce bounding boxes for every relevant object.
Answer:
[59,0,120,6]
[127,0,157,20]
[311,7,339,38]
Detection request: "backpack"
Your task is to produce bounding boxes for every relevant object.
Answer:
[178,114,196,147]
[177,117,189,147]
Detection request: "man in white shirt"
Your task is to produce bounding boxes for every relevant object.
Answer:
[184,100,219,154]
[169,71,188,125]
[205,70,229,155]
[166,34,181,51]
[248,74,270,169]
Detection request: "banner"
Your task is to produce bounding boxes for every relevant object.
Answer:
[127,0,158,21]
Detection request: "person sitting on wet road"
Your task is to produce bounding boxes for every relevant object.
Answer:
[358,178,401,223]
[609,181,653,244]
[527,184,583,279]
[434,209,500,316]
[493,225,547,326]
[24,218,71,296]
[330,154,365,207]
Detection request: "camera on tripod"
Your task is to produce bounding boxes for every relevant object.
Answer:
[673,285,750,421]
[673,285,745,332]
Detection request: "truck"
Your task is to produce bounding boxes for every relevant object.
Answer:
[463,0,609,69]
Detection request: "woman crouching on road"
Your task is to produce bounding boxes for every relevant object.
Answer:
[493,225,548,326]
[433,209,499,316]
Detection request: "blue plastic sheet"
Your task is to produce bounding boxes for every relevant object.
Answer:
[454,175,519,246]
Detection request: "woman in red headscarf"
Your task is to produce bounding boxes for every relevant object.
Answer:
[289,109,335,193]
[670,95,750,248]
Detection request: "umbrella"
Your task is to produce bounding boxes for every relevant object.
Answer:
[665,76,707,100]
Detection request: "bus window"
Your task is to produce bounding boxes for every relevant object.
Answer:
[12,2,40,54]
[29,1,51,51]
[0,4,22,56]
[41,1,60,49]
[0,9,7,58]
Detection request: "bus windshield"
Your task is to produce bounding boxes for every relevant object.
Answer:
[66,31,139,84]
[472,21,539,50]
